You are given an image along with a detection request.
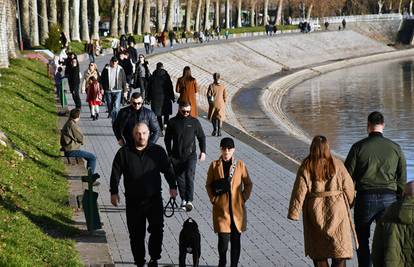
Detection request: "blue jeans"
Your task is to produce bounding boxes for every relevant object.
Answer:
[354,192,397,267]
[105,91,122,124]
[65,150,97,174]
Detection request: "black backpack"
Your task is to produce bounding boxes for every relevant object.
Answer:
[179,218,201,267]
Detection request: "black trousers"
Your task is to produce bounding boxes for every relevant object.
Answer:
[218,220,241,267]
[172,154,197,202]
[69,84,81,109]
[125,195,164,266]
[157,115,169,130]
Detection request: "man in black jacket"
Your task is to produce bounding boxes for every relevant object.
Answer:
[113,92,160,146]
[110,122,177,267]
[165,101,206,211]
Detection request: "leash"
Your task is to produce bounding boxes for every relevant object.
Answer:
[164,197,179,218]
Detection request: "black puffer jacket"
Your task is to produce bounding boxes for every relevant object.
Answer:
[112,105,160,145]
[147,69,175,116]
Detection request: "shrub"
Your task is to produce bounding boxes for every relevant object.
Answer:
[45,24,62,53]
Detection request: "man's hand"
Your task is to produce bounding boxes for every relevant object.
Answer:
[118,139,125,146]
[169,189,178,198]
[111,194,120,207]
[198,152,206,162]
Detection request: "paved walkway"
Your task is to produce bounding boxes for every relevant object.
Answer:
[67,38,359,266]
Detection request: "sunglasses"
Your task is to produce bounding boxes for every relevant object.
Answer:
[132,102,143,106]
[181,110,191,114]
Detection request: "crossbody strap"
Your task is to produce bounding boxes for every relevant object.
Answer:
[229,160,237,182]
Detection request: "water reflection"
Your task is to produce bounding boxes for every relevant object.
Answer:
[284,58,414,179]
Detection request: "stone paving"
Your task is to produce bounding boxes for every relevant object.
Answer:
[67,34,364,266]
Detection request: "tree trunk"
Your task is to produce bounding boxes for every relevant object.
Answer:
[62,0,70,40]
[92,0,100,39]
[410,0,413,15]
[0,0,9,68]
[127,0,134,33]
[39,0,49,44]
[30,0,39,46]
[21,0,30,47]
[250,0,255,27]
[111,0,119,36]
[275,0,283,25]
[185,0,192,31]
[156,0,163,32]
[165,0,174,31]
[49,0,57,25]
[378,0,384,14]
[136,0,143,34]
[6,0,17,58]
[71,0,81,41]
[306,3,313,21]
[195,0,202,31]
[204,0,210,29]
[142,0,150,33]
[236,0,241,27]
[214,0,219,28]
[81,0,89,41]
[225,0,230,28]
[263,0,268,25]
[399,0,403,13]
[119,0,126,35]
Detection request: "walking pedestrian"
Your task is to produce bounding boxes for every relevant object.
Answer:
[100,56,127,123]
[67,57,82,109]
[147,62,175,135]
[86,76,103,121]
[118,52,134,104]
[113,92,160,146]
[207,73,227,137]
[55,66,64,101]
[288,135,357,267]
[205,137,253,267]
[164,101,206,211]
[60,108,98,175]
[372,180,414,267]
[134,54,150,100]
[144,33,151,54]
[150,34,156,53]
[81,62,99,94]
[111,37,119,56]
[110,122,177,267]
[342,19,346,30]
[127,42,138,64]
[168,30,175,48]
[176,66,199,118]
[345,111,406,267]
[85,40,96,63]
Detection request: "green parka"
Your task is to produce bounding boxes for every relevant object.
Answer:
[372,196,414,267]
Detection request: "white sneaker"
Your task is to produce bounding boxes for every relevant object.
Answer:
[180,200,187,211]
[186,201,193,212]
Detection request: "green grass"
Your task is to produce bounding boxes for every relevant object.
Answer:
[0,58,82,266]
[227,24,298,34]
[68,41,86,55]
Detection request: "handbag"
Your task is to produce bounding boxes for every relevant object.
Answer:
[212,160,237,196]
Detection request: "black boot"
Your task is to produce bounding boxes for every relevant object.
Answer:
[212,119,217,136]
[95,113,99,120]
[217,121,222,136]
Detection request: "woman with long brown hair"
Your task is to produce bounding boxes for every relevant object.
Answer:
[288,135,357,267]
[176,66,198,117]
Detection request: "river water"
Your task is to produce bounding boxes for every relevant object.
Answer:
[283,58,414,179]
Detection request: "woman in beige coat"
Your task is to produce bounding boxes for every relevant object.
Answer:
[207,73,227,137]
[288,135,357,267]
[81,63,99,94]
[206,137,253,267]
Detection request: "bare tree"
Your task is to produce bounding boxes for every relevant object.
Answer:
[70,0,81,41]
[195,0,203,31]
[214,0,219,28]
[21,0,30,47]
[157,0,163,32]
[398,0,403,13]
[378,0,384,13]
[307,2,313,20]
[236,0,242,27]
[6,0,17,58]
[165,0,174,31]
[62,0,70,40]
[39,0,49,44]
[49,0,57,25]
[119,0,126,35]
[0,0,9,68]
[111,0,119,36]
[263,0,269,25]
[204,0,211,29]
[225,0,230,28]
[81,0,89,41]
[142,0,150,33]
[30,0,40,46]
[136,0,143,34]
[185,0,193,31]
[410,0,413,15]
[250,0,255,26]
[92,0,100,40]
[275,0,283,25]
[127,0,135,33]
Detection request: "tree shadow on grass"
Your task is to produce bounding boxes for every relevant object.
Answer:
[15,92,56,116]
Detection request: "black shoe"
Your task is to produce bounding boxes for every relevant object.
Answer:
[95,114,99,120]
[148,259,158,267]
[212,130,217,136]
[107,113,110,118]
[92,115,96,121]
[217,130,222,136]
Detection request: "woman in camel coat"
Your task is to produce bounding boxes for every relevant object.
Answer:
[176,66,198,117]
[288,135,357,267]
[206,137,253,267]
[207,73,227,137]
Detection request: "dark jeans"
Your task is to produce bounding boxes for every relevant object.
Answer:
[88,53,95,63]
[157,115,169,131]
[104,91,122,124]
[144,43,150,54]
[218,220,241,267]
[172,154,197,202]
[137,77,146,100]
[126,195,164,266]
[354,192,397,267]
[69,85,82,109]
[64,150,96,174]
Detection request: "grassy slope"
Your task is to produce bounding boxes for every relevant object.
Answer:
[0,59,82,266]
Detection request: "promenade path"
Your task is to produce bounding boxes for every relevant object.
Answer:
[69,33,363,266]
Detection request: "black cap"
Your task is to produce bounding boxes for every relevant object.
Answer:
[110,56,118,62]
[220,137,235,149]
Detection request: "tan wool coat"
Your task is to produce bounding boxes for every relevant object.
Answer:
[206,157,253,233]
[207,83,227,121]
[176,77,198,117]
[288,157,357,259]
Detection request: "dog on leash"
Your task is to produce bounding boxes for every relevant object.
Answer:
[179,218,200,267]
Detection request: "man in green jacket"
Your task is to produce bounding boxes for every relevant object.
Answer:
[372,181,414,267]
[345,111,406,267]
[61,108,97,175]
